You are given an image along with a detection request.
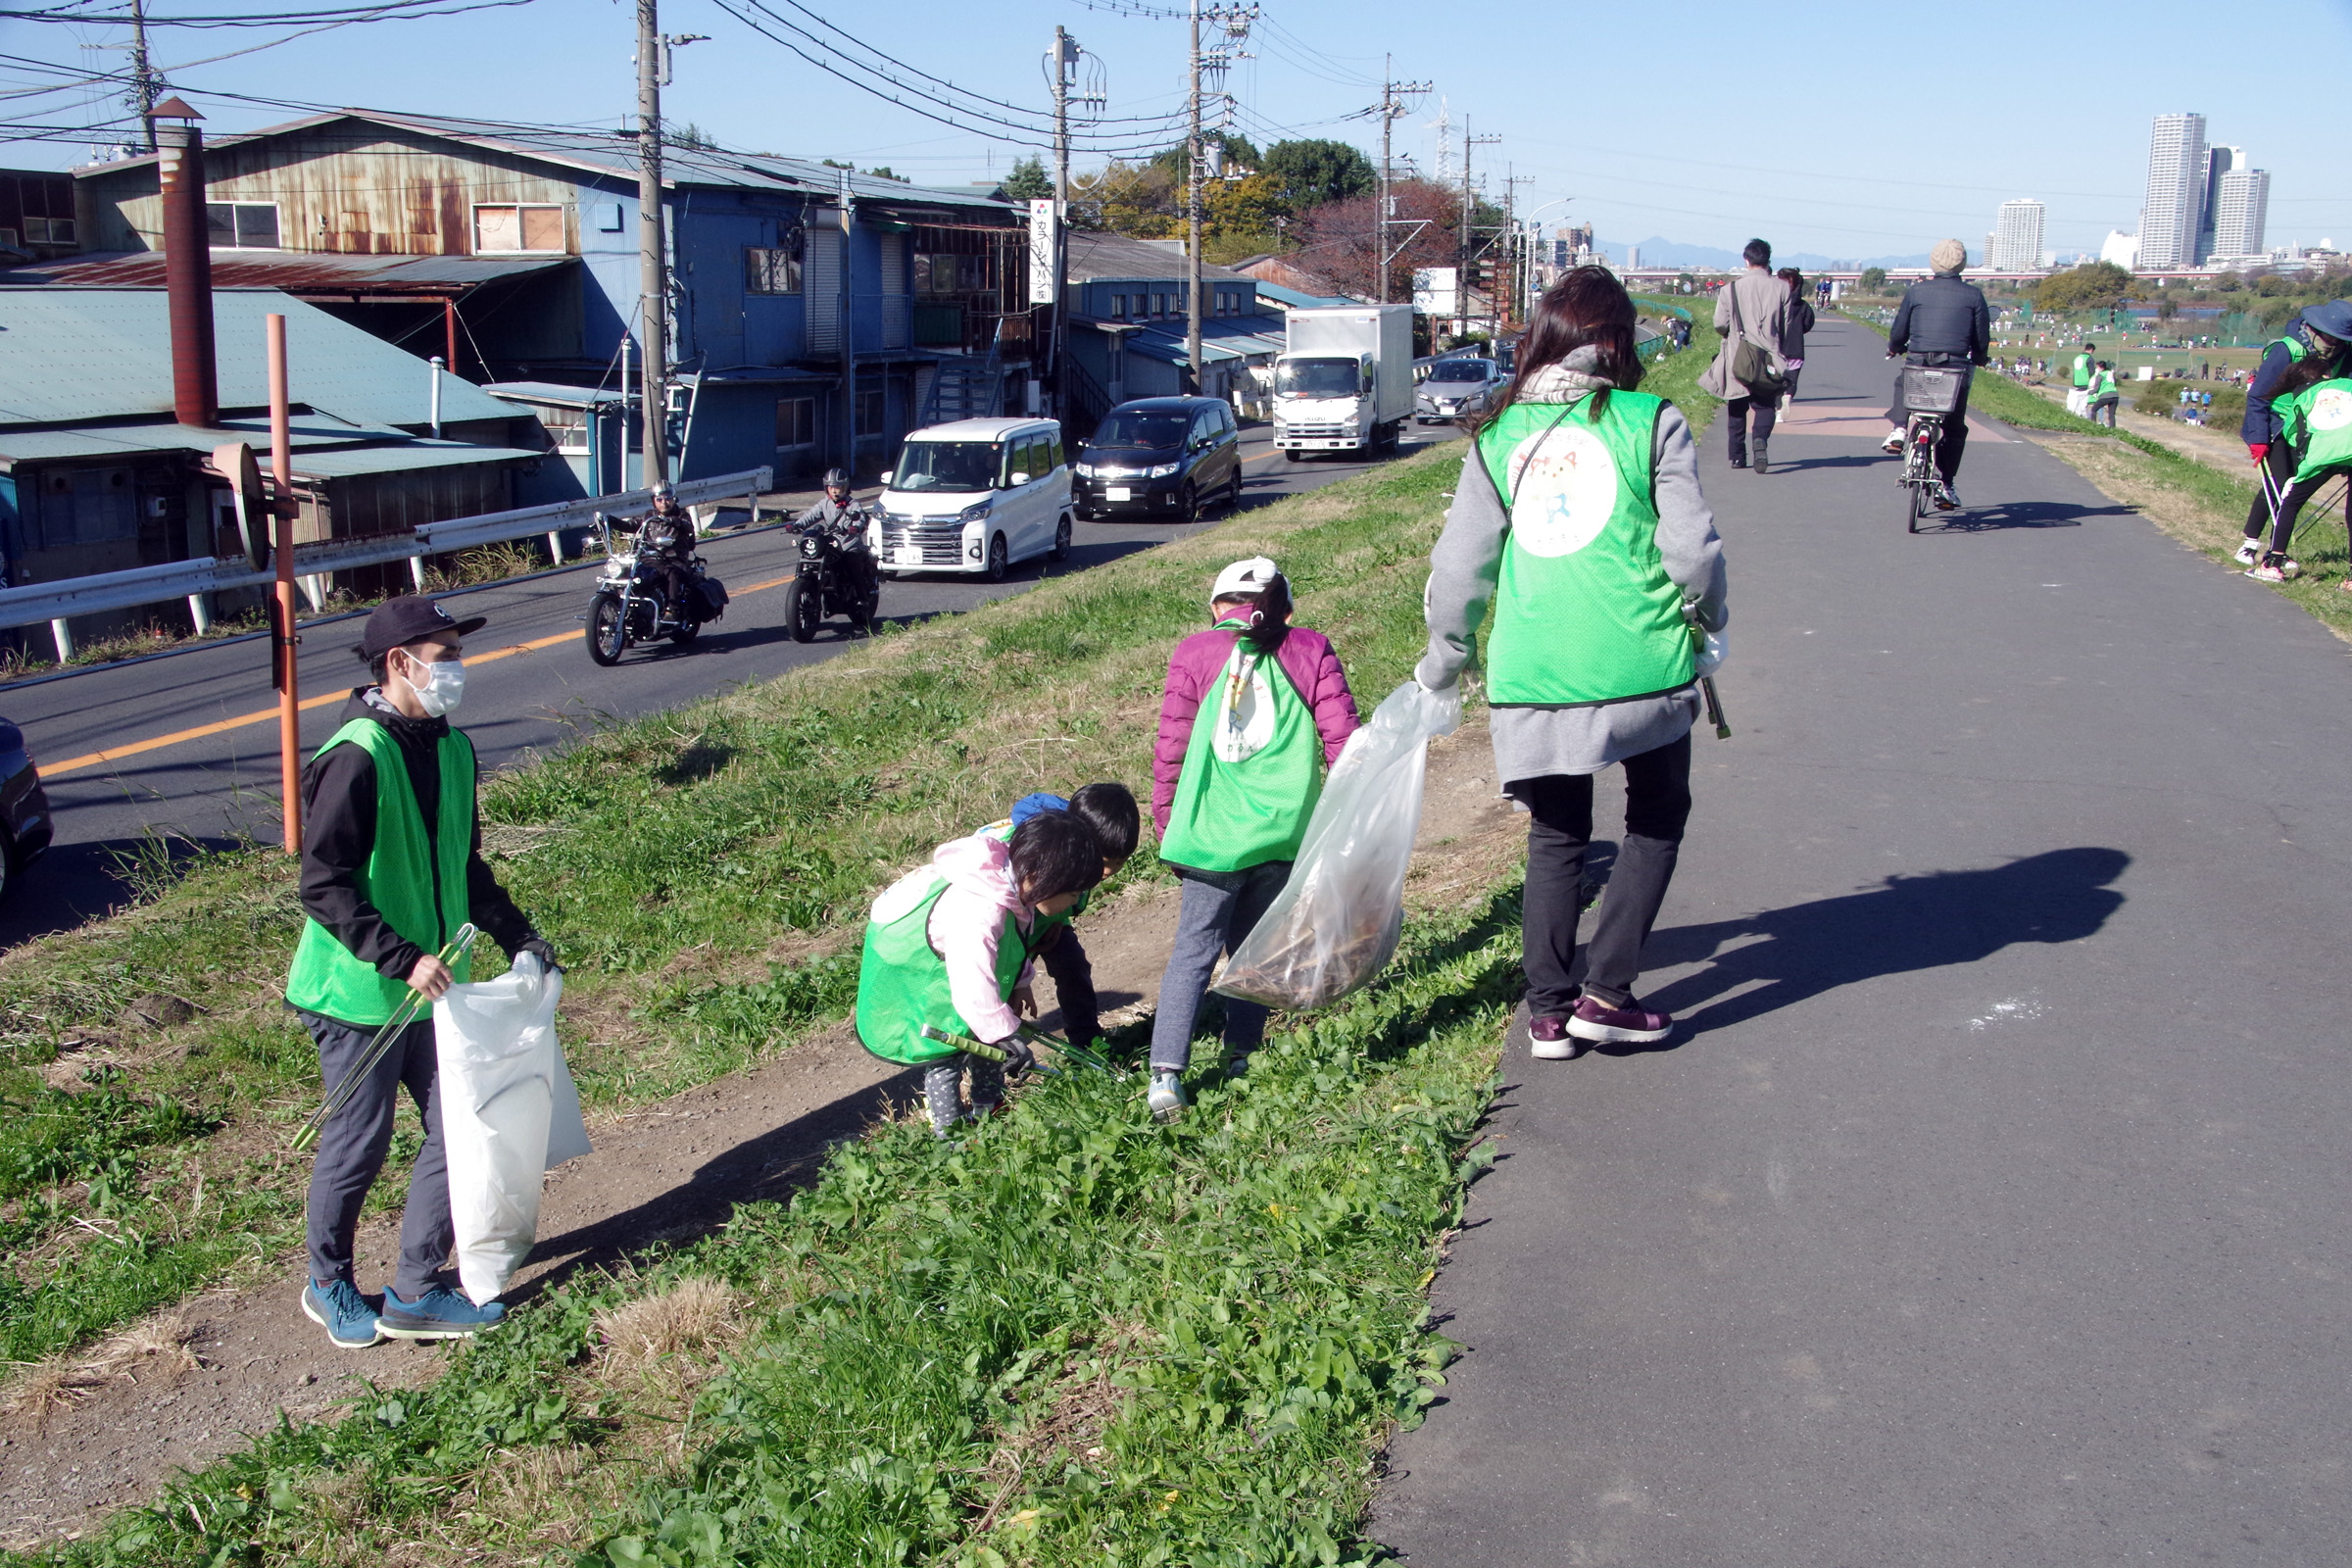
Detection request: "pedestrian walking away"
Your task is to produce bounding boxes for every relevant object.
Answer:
[1878,239,1991,509]
[2235,300,2352,578]
[1700,238,1791,472]
[1149,557,1358,1121]
[286,596,559,1350]
[1417,265,1728,1058]
[1776,266,1815,411]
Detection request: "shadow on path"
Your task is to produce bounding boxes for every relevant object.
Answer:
[1924,499,2137,533]
[1636,846,2129,1039]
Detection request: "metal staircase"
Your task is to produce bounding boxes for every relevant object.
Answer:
[918,352,1006,427]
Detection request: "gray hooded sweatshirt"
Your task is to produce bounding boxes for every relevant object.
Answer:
[1416,349,1728,784]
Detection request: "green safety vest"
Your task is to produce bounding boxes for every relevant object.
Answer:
[2072,353,2093,388]
[1157,622,1322,873]
[2267,336,2307,417]
[853,861,1033,1065]
[2090,369,2117,399]
[284,717,476,1026]
[1474,393,1694,708]
[2284,377,2352,482]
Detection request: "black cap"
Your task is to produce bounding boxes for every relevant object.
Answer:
[361,595,486,660]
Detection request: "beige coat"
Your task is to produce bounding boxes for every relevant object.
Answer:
[1698,267,1792,398]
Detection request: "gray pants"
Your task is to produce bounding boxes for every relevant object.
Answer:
[1149,861,1290,1073]
[301,1009,451,1299]
[923,1054,1005,1133]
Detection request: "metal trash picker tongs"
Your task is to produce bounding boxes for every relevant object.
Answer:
[1684,608,1731,740]
[918,1023,1131,1082]
[290,923,480,1153]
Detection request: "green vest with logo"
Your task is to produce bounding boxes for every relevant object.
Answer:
[1474,393,1694,708]
[2072,352,2093,388]
[854,863,1033,1064]
[2284,377,2352,483]
[284,717,476,1026]
[1158,623,1323,873]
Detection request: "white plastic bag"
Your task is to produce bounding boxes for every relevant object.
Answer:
[433,953,590,1305]
[1214,680,1461,1010]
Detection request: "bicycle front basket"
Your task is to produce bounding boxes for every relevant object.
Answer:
[1902,366,1966,416]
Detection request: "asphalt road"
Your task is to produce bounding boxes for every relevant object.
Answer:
[1374,318,2352,1564]
[5,418,1458,949]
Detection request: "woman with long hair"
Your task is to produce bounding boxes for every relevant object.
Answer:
[1418,266,1728,1056]
[1776,266,1815,412]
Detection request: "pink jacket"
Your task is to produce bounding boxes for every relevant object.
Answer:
[926,831,1035,1045]
[1152,624,1359,834]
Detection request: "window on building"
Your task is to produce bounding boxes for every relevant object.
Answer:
[915,251,990,294]
[776,396,815,448]
[745,246,802,295]
[1152,292,1169,317]
[856,386,885,435]
[1109,293,1128,320]
[205,202,280,249]
[23,216,75,245]
[472,204,565,254]
[537,406,590,454]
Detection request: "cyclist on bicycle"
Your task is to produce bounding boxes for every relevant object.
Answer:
[1878,239,1991,509]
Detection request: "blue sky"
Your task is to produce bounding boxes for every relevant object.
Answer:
[7,0,2348,262]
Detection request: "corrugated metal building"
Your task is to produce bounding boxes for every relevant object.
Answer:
[0,285,543,649]
[41,109,1032,487]
[1060,232,1289,422]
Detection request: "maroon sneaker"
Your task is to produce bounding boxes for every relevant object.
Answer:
[1529,1013,1580,1060]
[1566,995,1673,1046]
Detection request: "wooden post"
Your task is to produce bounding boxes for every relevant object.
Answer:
[269,313,301,856]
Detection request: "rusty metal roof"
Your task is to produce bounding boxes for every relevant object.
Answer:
[0,249,572,299]
[0,285,526,428]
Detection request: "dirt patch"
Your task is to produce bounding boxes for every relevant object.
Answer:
[0,720,1526,1549]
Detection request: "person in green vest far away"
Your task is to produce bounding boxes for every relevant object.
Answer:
[1417,265,1728,1059]
[855,810,1106,1138]
[2068,340,2097,417]
[2086,360,2122,428]
[1148,558,1360,1123]
[2235,300,2352,578]
[286,597,558,1350]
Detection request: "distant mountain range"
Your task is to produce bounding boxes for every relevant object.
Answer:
[1601,235,1933,271]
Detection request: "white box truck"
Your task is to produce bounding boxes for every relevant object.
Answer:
[1272,304,1415,459]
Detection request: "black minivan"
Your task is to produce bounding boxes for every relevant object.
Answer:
[1072,396,1242,523]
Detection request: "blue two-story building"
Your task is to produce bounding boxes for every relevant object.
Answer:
[40,108,1032,495]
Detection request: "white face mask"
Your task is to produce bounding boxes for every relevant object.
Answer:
[398,653,466,717]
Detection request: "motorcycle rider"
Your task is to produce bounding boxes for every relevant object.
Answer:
[1878,239,1992,510]
[636,482,701,620]
[794,467,878,604]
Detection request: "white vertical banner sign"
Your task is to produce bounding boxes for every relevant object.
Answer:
[1028,198,1059,305]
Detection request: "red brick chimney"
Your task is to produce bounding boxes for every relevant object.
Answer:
[152,97,218,428]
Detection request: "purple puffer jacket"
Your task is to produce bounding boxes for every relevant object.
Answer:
[1152,624,1359,835]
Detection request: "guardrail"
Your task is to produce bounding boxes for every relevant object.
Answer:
[0,468,772,640]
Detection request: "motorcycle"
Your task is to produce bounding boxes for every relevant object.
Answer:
[784,510,882,642]
[583,512,728,665]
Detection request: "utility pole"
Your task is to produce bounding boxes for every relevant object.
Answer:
[1372,62,1430,305]
[1185,3,1255,389]
[126,0,160,152]
[633,0,667,487]
[839,164,856,472]
[1051,26,1073,412]
[1503,169,1535,330]
[1462,122,1496,340]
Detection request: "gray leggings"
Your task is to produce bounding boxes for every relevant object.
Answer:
[923,1054,1005,1132]
[1149,860,1291,1072]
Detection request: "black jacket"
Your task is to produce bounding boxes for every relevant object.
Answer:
[298,689,546,981]
[2241,323,2352,446]
[1888,274,1991,366]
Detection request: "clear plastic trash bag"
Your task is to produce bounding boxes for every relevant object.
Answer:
[1213,680,1462,1010]
[433,952,591,1305]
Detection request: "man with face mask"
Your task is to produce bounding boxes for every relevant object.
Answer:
[285,596,556,1350]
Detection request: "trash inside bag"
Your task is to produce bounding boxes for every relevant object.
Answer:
[434,952,590,1305]
[1214,680,1461,1010]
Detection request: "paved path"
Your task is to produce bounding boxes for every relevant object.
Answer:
[0,422,1455,949]
[1375,317,2352,1565]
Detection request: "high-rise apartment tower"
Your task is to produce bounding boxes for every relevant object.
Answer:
[2140,113,2208,270]
[1989,199,2046,270]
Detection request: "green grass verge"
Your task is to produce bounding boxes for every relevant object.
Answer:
[1635,295,1723,441]
[0,445,1460,1374]
[10,892,1523,1568]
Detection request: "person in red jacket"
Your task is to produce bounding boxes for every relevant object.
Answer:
[1147,558,1357,1120]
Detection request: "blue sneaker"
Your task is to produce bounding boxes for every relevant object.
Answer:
[377,1284,506,1341]
[301,1278,382,1349]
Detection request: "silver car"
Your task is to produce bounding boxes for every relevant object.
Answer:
[1415,357,1506,423]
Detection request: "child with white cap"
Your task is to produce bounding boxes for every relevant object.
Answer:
[1146,558,1358,1121]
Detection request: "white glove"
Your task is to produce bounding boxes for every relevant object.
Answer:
[1692,629,1728,679]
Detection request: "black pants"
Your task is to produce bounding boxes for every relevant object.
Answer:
[2263,468,2351,558]
[301,1009,451,1299]
[1726,394,1776,463]
[1036,924,1099,1046]
[1509,732,1693,1016]
[1886,364,1973,481]
[2244,441,2299,542]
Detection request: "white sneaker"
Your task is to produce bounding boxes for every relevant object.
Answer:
[1147,1070,1187,1124]
[2232,539,2262,567]
[1881,428,1905,455]
[1936,480,1960,510]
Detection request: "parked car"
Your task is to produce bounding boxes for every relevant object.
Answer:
[0,717,53,901]
[1415,357,1506,423]
[873,416,1074,583]
[1073,396,1243,523]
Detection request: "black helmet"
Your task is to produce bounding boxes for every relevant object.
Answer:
[822,466,851,490]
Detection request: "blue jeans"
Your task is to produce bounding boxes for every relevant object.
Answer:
[1149,861,1291,1072]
